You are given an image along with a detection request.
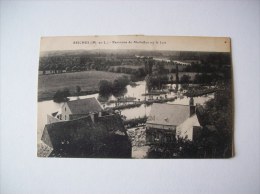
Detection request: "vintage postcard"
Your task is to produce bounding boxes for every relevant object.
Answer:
[37,35,233,158]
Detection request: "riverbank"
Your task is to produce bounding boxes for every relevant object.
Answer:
[105,96,178,111]
[38,90,99,102]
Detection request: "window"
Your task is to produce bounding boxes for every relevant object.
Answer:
[65,115,66,120]
[65,107,66,112]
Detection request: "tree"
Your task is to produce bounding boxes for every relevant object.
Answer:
[180,75,191,83]
[99,80,113,96]
[76,86,81,96]
[194,73,211,84]
[200,81,233,157]
[170,74,174,83]
[175,63,179,84]
[145,75,152,91]
[112,76,129,92]
[53,88,70,103]
[144,57,154,75]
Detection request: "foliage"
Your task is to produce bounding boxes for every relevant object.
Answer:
[144,57,154,75]
[113,75,129,92]
[198,81,233,157]
[99,80,113,96]
[180,74,191,83]
[75,85,81,95]
[147,138,198,158]
[53,88,70,103]
[145,75,169,91]
[98,75,130,96]
[193,73,212,84]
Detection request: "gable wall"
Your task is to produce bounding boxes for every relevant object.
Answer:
[176,114,201,140]
[61,103,72,121]
[47,114,61,124]
[41,126,53,148]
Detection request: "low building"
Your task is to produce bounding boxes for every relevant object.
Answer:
[146,103,201,144]
[41,114,132,158]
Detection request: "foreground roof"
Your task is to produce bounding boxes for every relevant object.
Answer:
[147,103,193,126]
[41,114,126,149]
[41,116,93,148]
[41,113,131,158]
[67,97,103,114]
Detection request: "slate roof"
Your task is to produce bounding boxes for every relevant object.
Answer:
[41,116,94,149]
[97,114,126,133]
[146,103,193,126]
[67,97,103,114]
[41,114,126,149]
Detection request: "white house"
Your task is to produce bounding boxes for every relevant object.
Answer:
[47,97,103,124]
[146,103,201,143]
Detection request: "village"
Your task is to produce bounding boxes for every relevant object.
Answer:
[37,50,233,158]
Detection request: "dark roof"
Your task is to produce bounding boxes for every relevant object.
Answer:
[97,114,126,133]
[41,114,131,158]
[146,103,192,126]
[41,116,94,148]
[41,114,126,149]
[67,97,103,114]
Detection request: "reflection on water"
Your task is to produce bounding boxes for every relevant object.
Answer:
[121,104,152,120]
[37,81,214,140]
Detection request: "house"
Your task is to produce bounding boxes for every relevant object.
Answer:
[41,113,132,158]
[47,97,103,124]
[146,103,201,144]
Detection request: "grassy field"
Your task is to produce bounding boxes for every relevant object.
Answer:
[38,71,128,101]
[109,65,144,70]
[167,72,201,81]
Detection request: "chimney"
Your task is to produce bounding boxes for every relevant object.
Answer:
[90,112,98,123]
[189,97,195,116]
[189,97,194,106]
[190,105,196,117]
[90,113,94,123]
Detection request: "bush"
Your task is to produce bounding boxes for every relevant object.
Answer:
[180,75,191,83]
[113,76,129,92]
[53,88,70,103]
[99,80,113,96]
[98,76,130,97]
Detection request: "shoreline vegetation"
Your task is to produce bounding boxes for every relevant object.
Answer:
[38,90,99,102]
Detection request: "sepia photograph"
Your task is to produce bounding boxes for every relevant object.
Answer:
[37,35,233,158]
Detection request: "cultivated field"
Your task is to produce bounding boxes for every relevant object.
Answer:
[38,71,128,101]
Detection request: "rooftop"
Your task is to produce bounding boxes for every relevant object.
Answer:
[146,103,194,126]
[66,97,103,114]
[41,114,126,149]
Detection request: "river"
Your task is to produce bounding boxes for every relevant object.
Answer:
[37,81,213,140]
